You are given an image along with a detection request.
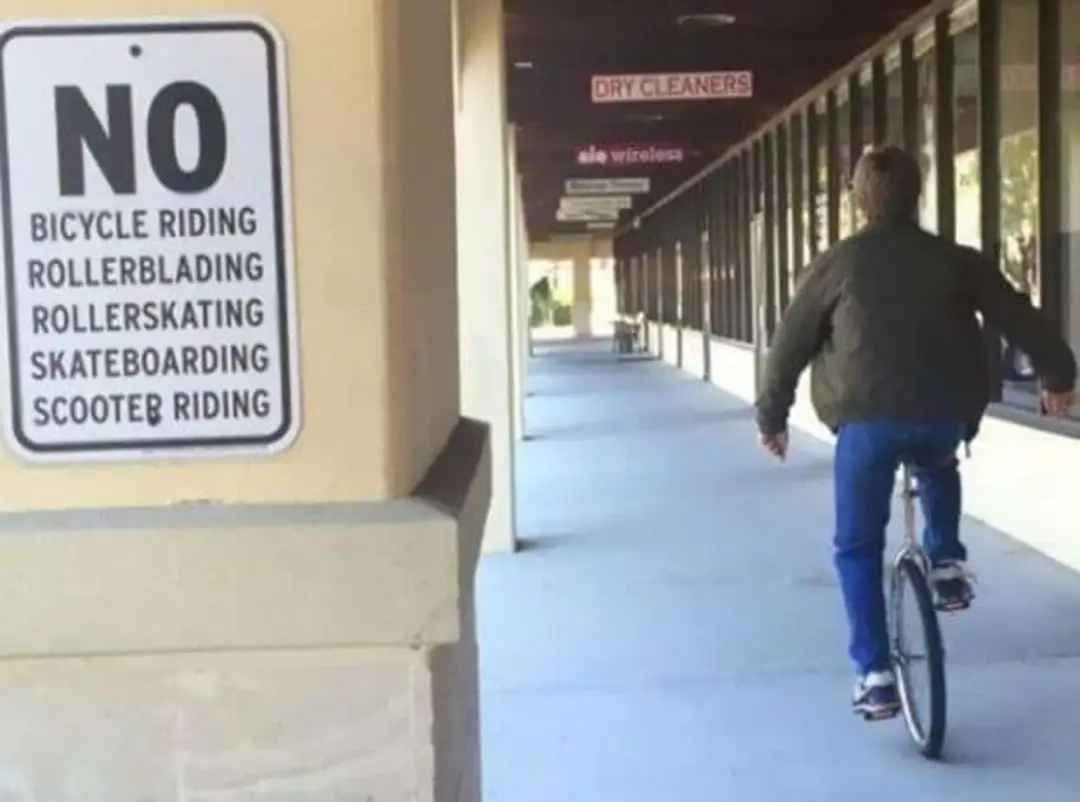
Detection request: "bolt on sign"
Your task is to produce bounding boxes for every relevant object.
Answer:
[591,71,753,104]
[0,20,299,462]
[576,144,687,167]
[565,178,651,196]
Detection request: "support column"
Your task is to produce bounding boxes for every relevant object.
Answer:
[507,126,529,442]
[572,249,594,338]
[0,2,488,799]
[455,0,518,554]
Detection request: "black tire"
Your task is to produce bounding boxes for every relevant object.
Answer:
[890,557,947,759]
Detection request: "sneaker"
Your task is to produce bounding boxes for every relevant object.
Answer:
[932,561,975,612]
[853,671,901,721]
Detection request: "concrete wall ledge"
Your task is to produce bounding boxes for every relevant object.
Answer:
[0,419,492,661]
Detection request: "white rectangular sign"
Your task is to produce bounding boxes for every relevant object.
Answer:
[591,71,753,104]
[0,19,300,462]
[565,178,651,196]
[560,195,633,213]
[556,208,619,223]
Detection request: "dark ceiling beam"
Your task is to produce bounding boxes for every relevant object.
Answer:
[506,19,894,52]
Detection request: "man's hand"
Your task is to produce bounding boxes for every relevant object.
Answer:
[1042,390,1075,417]
[760,430,790,461]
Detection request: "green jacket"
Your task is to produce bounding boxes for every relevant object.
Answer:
[756,220,1077,436]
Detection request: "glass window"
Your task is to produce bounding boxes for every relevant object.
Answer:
[886,45,904,147]
[856,65,875,229]
[1062,0,1080,364]
[837,83,854,238]
[815,97,829,253]
[861,64,875,153]
[999,0,1040,400]
[801,107,813,266]
[953,6,981,250]
[916,24,938,233]
[788,114,803,291]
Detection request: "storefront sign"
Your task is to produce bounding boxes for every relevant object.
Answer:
[565,178,651,196]
[591,71,753,104]
[560,195,633,213]
[0,20,299,461]
[576,144,687,167]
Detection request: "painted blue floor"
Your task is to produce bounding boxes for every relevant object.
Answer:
[479,339,1080,802]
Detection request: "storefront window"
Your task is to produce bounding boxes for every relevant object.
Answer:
[815,97,829,252]
[788,114,802,290]
[856,65,875,229]
[916,25,938,233]
[999,0,1040,400]
[953,6,981,250]
[1062,0,1080,364]
[837,84,853,238]
[886,46,904,147]
[801,107,814,266]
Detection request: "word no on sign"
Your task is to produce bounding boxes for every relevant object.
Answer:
[0,20,300,462]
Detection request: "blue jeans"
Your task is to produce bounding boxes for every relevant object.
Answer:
[834,421,967,676]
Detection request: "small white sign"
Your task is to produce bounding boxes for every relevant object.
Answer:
[0,19,299,462]
[560,195,633,213]
[565,178,651,196]
[591,71,753,104]
[556,208,620,223]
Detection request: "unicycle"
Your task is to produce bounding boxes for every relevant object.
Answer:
[888,465,947,759]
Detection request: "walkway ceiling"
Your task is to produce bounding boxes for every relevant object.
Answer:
[507,0,933,241]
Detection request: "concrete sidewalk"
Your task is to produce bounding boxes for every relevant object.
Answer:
[479,340,1080,802]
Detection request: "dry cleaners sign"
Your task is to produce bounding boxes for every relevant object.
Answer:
[0,20,300,462]
[591,71,753,104]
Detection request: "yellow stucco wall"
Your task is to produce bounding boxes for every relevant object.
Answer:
[0,1,460,511]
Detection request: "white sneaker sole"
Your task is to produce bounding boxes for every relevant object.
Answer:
[854,702,902,721]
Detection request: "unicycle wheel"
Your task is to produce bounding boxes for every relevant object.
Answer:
[890,556,947,758]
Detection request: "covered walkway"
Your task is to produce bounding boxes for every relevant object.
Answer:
[480,340,1080,802]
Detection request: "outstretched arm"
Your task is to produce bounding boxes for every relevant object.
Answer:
[756,258,840,443]
[966,251,1077,411]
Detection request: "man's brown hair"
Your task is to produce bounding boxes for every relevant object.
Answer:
[852,146,922,223]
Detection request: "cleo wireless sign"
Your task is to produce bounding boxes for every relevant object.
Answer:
[0,19,300,462]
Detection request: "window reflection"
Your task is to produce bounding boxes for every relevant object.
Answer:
[801,108,813,266]
[856,66,875,229]
[815,97,829,252]
[886,46,904,148]
[953,10,981,250]
[916,26,938,233]
[1062,0,1080,376]
[999,0,1040,397]
[837,86,853,238]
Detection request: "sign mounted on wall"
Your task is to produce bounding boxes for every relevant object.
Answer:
[591,71,753,104]
[556,208,619,224]
[0,19,300,462]
[565,178,651,196]
[560,195,633,214]
[576,144,687,167]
